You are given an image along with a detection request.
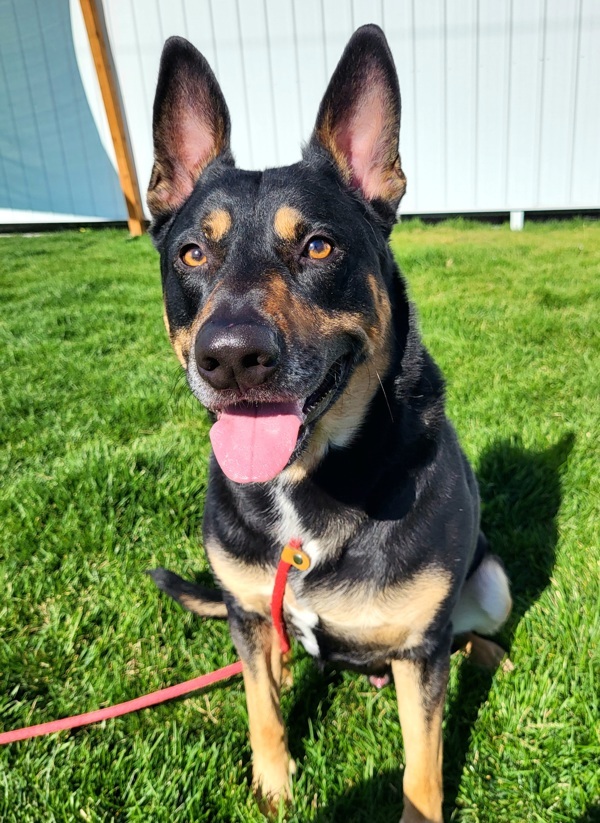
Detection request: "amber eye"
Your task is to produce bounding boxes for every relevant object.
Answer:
[306,237,332,260]
[180,244,207,268]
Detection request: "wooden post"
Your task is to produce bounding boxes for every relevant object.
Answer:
[79,0,146,236]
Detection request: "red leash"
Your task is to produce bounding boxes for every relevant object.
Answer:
[0,540,307,745]
[0,662,244,744]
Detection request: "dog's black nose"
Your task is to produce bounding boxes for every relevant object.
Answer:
[195,318,280,391]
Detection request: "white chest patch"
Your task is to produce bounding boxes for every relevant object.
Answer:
[270,483,325,566]
[286,602,320,657]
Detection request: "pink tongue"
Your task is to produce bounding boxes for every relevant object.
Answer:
[209,402,303,484]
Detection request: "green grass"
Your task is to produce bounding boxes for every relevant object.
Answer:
[0,220,598,822]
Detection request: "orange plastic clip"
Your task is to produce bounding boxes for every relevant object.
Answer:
[281,543,311,571]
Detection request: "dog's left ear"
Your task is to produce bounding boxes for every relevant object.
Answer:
[147,37,232,218]
[311,25,406,222]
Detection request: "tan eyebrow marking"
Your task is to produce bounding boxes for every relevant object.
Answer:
[273,206,304,241]
[202,208,232,241]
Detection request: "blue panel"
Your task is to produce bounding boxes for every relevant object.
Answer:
[0,0,126,219]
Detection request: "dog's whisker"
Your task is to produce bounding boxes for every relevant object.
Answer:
[375,368,394,423]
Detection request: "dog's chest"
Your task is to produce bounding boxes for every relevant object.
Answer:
[268,483,451,660]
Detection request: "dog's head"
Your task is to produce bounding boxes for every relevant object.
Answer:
[148,25,406,484]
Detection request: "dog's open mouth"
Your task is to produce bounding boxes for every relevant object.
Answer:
[209,355,353,484]
[302,355,351,424]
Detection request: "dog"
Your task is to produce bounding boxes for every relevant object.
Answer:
[146,25,512,822]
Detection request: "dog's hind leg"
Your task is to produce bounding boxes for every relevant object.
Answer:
[452,552,513,671]
[147,568,228,618]
[452,553,512,636]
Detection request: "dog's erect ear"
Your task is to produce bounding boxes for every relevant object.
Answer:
[147,37,232,217]
[311,25,406,218]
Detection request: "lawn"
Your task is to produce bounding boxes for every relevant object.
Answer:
[0,219,598,823]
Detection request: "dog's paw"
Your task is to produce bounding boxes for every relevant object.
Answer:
[252,757,295,815]
[461,633,514,672]
[400,807,443,823]
[399,793,443,822]
[256,788,288,818]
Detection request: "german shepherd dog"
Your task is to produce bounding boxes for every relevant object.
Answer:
[146,25,512,822]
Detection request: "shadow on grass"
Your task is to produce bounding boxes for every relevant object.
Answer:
[576,807,600,823]
[307,433,574,822]
[286,662,343,764]
[442,432,574,816]
[310,767,404,822]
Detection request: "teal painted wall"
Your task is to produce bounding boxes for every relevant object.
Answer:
[0,0,126,221]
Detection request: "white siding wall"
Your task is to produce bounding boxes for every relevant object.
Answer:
[96,0,600,217]
[2,0,599,224]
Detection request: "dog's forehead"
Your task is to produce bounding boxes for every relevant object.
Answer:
[176,162,351,244]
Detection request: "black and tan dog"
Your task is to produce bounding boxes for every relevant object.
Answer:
[146,26,512,822]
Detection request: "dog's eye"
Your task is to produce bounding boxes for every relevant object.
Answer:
[305,237,332,260]
[180,244,207,268]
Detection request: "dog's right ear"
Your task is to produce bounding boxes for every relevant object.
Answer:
[310,25,405,224]
[147,37,232,217]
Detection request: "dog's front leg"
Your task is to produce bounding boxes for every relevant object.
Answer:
[392,640,450,823]
[228,608,293,810]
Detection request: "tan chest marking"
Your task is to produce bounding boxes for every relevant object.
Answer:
[207,544,274,617]
[308,568,451,650]
[208,539,450,652]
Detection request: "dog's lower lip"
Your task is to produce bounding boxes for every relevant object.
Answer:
[301,354,352,423]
